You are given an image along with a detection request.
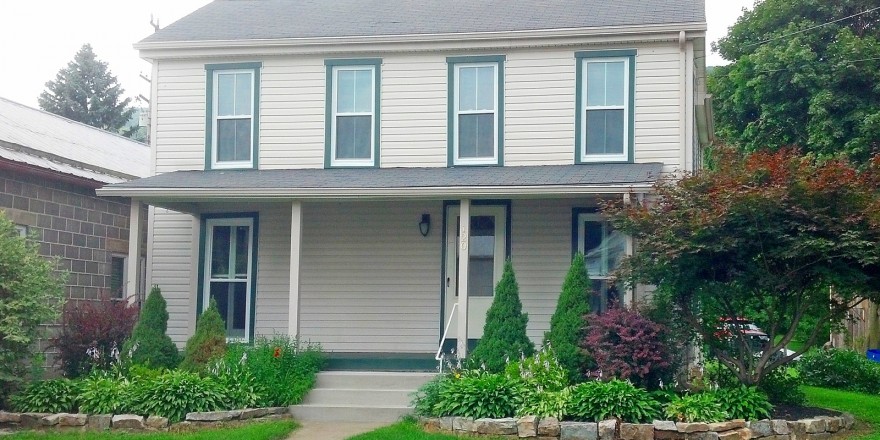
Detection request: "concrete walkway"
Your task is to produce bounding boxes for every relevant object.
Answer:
[287,421,388,440]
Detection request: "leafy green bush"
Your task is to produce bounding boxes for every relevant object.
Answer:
[78,373,133,415]
[518,387,571,419]
[543,253,591,381]
[124,286,180,369]
[665,393,728,422]
[758,367,806,406]
[470,260,534,372]
[504,345,568,391]
[566,379,661,423]
[129,370,226,422]
[797,349,880,393]
[210,356,266,410]
[713,386,772,420]
[180,298,227,371]
[0,213,66,401]
[411,376,449,417]
[10,379,79,413]
[227,335,324,407]
[434,371,523,418]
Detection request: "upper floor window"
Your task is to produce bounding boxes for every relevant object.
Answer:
[575,50,635,164]
[205,63,261,170]
[447,56,505,166]
[325,59,381,168]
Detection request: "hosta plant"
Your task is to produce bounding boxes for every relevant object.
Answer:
[10,379,79,413]
[665,393,729,423]
[713,386,772,421]
[434,371,523,419]
[566,379,661,423]
[518,387,571,419]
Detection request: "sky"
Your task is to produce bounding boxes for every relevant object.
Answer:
[0,0,753,109]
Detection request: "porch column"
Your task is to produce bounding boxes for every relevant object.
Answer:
[457,199,471,357]
[125,200,142,305]
[288,201,303,338]
[623,193,635,306]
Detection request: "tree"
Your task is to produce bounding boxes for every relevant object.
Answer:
[124,286,179,369]
[606,147,880,385]
[0,212,66,401]
[470,259,535,372]
[180,298,227,371]
[543,252,591,381]
[38,44,135,136]
[709,0,880,163]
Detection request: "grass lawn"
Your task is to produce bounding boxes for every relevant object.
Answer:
[803,386,880,440]
[4,420,297,440]
[346,419,505,440]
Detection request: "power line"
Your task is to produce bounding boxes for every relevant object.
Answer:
[744,5,880,49]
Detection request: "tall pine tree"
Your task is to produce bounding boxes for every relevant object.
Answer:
[38,44,135,136]
[544,252,591,381]
[470,259,534,372]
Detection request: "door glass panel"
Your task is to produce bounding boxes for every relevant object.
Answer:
[583,220,603,275]
[468,216,495,297]
[211,226,231,277]
[209,281,247,338]
[234,226,250,278]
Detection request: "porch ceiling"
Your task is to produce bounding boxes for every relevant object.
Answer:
[96,163,662,203]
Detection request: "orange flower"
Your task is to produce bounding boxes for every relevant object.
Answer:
[273,347,282,358]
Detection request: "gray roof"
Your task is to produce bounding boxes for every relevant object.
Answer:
[104,163,661,193]
[140,0,706,44]
[0,97,150,184]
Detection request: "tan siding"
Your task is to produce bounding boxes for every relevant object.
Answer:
[634,45,682,171]
[254,205,292,335]
[155,61,206,174]
[149,208,196,347]
[299,201,442,352]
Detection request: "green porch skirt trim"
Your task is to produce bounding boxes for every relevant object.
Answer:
[324,352,438,372]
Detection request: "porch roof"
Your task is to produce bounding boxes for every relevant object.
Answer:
[97,163,662,201]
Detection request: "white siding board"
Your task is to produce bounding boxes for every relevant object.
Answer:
[149,209,196,347]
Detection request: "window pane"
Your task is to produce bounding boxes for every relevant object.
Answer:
[234,226,250,278]
[217,74,235,116]
[209,282,247,338]
[585,109,624,155]
[336,115,372,159]
[354,69,373,113]
[458,113,494,158]
[337,70,355,113]
[606,230,625,273]
[211,226,231,278]
[583,220,603,275]
[234,73,252,115]
[217,119,252,162]
[605,61,625,106]
[458,67,477,111]
[110,256,125,298]
[586,62,606,107]
[476,66,495,111]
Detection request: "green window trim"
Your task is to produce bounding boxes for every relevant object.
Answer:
[204,62,261,170]
[574,50,636,164]
[324,58,382,168]
[447,55,505,167]
[196,212,259,342]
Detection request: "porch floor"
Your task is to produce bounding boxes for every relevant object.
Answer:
[323,352,437,372]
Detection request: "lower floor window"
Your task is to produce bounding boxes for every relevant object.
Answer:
[203,216,256,340]
[110,255,126,299]
[575,210,626,313]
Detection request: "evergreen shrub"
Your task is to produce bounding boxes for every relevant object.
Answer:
[470,260,534,372]
[124,286,179,369]
[180,298,227,371]
[543,252,592,381]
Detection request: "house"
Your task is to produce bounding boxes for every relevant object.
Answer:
[0,97,149,303]
[99,0,711,365]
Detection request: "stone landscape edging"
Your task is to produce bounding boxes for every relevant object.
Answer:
[419,413,856,439]
[0,407,290,433]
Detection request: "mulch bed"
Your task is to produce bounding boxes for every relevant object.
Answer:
[771,405,841,420]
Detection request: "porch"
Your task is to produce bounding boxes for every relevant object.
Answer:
[98,164,659,360]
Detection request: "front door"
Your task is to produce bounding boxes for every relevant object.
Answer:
[444,205,507,340]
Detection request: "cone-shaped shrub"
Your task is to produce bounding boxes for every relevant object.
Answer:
[180,298,227,371]
[544,252,591,381]
[124,286,179,369]
[470,259,534,372]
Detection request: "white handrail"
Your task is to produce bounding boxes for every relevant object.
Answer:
[435,302,458,372]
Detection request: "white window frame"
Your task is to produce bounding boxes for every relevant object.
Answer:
[203,217,255,342]
[580,57,630,163]
[453,62,499,166]
[330,65,376,167]
[13,224,28,237]
[211,69,255,170]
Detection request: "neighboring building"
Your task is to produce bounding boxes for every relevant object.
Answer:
[0,96,150,304]
[100,0,712,362]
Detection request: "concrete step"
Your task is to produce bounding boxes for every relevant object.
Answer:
[315,371,436,390]
[302,388,413,406]
[289,403,412,423]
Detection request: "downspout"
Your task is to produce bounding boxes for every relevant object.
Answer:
[685,39,695,172]
[679,31,687,172]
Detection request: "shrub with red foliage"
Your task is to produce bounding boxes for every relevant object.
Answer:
[54,295,139,378]
[582,305,671,389]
